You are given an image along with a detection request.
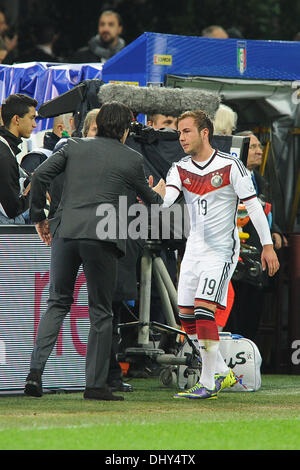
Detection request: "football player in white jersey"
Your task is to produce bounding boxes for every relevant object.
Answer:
[162,110,279,399]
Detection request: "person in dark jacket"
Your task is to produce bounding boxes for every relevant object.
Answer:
[81,108,136,391]
[71,10,125,63]
[0,93,38,224]
[24,102,165,401]
[16,18,61,64]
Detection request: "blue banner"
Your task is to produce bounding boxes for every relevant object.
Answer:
[0,62,103,131]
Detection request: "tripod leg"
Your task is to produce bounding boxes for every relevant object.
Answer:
[153,256,179,315]
[153,266,178,328]
[138,248,152,346]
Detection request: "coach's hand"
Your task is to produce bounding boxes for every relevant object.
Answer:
[35,219,52,246]
[261,244,280,276]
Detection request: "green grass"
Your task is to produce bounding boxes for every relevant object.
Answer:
[0,375,300,450]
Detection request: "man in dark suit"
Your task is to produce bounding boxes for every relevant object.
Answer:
[24,102,165,401]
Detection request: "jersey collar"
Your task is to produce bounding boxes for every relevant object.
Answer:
[191,149,218,170]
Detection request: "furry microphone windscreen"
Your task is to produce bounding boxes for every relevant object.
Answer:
[98,84,221,118]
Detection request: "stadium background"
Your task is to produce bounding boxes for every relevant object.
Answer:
[2,0,300,59]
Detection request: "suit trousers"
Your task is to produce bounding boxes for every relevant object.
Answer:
[30,237,118,388]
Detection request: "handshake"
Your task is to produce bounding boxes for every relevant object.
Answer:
[149,175,166,199]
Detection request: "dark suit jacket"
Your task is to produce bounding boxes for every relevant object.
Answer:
[29,136,163,256]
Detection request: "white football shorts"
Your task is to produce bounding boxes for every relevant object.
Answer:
[177,253,238,310]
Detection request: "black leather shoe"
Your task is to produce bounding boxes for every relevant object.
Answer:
[108,380,134,392]
[84,386,124,401]
[24,370,43,397]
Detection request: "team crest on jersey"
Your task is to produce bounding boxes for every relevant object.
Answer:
[211,172,223,188]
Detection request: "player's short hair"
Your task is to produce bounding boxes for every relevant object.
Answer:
[178,109,214,143]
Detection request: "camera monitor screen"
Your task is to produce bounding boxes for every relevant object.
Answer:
[212,135,250,166]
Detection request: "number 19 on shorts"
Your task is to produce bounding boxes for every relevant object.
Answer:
[202,278,216,296]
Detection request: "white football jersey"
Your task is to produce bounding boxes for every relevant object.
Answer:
[164,149,257,262]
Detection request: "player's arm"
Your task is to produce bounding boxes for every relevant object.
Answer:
[243,196,280,276]
[231,161,279,277]
[162,163,182,208]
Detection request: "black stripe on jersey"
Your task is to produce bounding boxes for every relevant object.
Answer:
[217,151,248,177]
[191,149,218,170]
[241,194,257,202]
[217,150,248,177]
[166,184,181,193]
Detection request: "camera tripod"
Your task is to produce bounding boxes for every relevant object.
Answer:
[118,240,201,378]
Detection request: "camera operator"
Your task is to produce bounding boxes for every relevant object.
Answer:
[147,114,178,131]
[142,113,182,359]
[24,102,165,401]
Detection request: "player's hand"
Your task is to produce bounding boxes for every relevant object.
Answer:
[35,219,52,246]
[152,178,166,198]
[261,244,280,276]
